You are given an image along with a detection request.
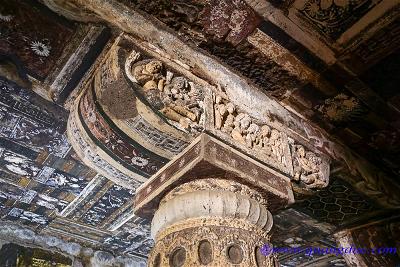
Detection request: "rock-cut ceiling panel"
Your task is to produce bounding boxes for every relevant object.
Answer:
[0,0,75,80]
[0,0,156,259]
[0,76,154,258]
[0,0,110,103]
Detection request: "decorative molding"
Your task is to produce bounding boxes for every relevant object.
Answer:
[152,178,273,239]
[79,84,167,178]
[134,134,295,219]
[67,105,142,188]
[124,116,188,155]
[290,141,330,189]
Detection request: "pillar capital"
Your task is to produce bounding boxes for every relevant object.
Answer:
[148,178,275,266]
[67,34,330,194]
[133,133,292,266]
[134,133,295,220]
[64,33,331,266]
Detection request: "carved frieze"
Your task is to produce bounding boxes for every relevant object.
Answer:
[67,35,210,186]
[212,92,330,190]
[290,142,330,189]
[213,92,292,174]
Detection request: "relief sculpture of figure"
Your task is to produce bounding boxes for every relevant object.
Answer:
[215,95,288,168]
[292,145,327,189]
[130,58,203,134]
[131,60,164,86]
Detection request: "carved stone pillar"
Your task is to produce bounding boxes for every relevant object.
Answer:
[134,134,297,267]
[149,178,274,266]
[62,34,330,266]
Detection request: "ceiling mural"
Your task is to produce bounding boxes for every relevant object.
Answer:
[0,0,75,81]
[296,0,383,41]
[0,77,76,228]
[0,76,153,258]
[0,0,109,104]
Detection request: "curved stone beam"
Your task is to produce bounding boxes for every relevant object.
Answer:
[67,35,206,188]
[66,34,330,192]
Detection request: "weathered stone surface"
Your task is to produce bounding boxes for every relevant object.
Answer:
[148,179,275,267]
[0,222,147,266]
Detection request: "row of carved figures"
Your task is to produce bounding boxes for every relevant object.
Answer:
[214,93,328,189]
[125,52,327,190]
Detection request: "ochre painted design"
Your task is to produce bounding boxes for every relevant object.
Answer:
[124,116,188,154]
[79,83,168,178]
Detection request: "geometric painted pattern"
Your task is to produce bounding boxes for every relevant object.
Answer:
[295,178,377,225]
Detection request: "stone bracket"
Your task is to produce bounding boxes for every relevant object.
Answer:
[134,133,295,219]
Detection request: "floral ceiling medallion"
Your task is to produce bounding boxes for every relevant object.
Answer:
[320,0,349,9]
[0,13,13,22]
[30,41,51,57]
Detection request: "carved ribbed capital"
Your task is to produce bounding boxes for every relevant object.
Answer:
[152,178,273,239]
[149,179,275,267]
